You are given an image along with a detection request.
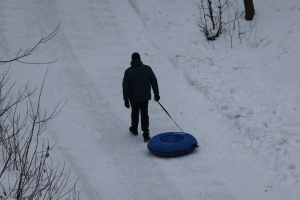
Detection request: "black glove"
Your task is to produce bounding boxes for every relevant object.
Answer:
[124,100,130,108]
[154,94,160,102]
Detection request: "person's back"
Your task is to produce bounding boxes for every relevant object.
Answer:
[122,52,160,142]
[123,58,159,103]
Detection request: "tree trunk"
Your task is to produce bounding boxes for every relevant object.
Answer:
[244,0,255,21]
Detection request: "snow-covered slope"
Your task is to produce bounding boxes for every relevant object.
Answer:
[130,0,300,185]
[1,0,299,199]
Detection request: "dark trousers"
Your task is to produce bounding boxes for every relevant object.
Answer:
[130,101,149,134]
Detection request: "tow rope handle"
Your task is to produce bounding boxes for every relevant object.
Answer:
[157,101,184,132]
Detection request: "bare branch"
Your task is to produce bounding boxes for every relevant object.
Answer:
[0,23,61,65]
[255,34,271,47]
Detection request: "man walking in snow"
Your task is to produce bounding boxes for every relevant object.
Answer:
[122,52,160,142]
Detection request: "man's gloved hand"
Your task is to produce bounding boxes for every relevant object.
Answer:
[125,100,130,108]
[154,94,160,102]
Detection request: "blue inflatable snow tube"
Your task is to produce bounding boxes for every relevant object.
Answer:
[147,132,198,157]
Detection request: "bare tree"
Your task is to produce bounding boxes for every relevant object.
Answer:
[197,0,257,48]
[0,24,80,200]
[197,0,241,40]
[0,67,80,200]
[197,0,224,40]
[244,0,255,21]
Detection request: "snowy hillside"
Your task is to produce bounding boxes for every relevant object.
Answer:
[1,0,300,199]
[130,0,300,187]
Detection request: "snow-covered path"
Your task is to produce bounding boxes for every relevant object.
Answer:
[1,0,297,199]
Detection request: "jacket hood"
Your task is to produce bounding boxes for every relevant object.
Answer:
[130,59,143,67]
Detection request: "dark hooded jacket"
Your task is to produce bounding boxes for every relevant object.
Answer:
[122,59,159,102]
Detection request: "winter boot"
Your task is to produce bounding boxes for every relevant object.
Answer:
[129,126,138,135]
[143,132,151,143]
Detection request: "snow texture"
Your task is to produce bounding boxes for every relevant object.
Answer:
[0,0,300,199]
